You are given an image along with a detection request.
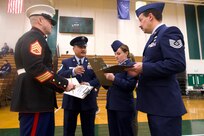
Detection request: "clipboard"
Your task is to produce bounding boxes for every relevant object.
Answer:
[88,58,112,86]
[88,57,135,86]
[101,65,133,73]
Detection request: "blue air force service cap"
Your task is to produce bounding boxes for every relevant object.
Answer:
[135,2,165,17]
[111,40,124,52]
[26,4,56,26]
[70,36,88,46]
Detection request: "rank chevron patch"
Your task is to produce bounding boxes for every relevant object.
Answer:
[30,40,42,55]
[36,71,53,83]
[169,39,183,49]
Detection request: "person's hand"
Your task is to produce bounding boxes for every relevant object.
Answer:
[127,62,143,77]
[127,70,139,77]
[65,82,75,92]
[81,82,90,86]
[104,73,115,81]
[74,65,85,75]
[133,62,143,73]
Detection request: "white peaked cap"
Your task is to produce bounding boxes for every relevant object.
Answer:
[26,4,55,18]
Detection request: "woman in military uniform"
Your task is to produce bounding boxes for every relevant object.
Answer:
[104,40,137,136]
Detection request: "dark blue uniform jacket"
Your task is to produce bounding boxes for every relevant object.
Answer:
[11,27,69,112]
[136,24,187,116]
[58,56,100,110]
[106,59,137,111]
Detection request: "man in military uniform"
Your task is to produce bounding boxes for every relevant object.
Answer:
[10,4,75,136]
[58,36,100,136]
[128,2,186,136]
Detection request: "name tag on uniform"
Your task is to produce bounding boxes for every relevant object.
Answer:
[69,67,75,69]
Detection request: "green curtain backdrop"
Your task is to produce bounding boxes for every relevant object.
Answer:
[185,5,200,59]
[47,10,58,56]
[197,6,204,59]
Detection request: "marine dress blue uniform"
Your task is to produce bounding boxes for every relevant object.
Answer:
[58,37,100,136]
[136,2,186,136]
[10,5,69,136]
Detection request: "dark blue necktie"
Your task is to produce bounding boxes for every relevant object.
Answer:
[79,59,82,65]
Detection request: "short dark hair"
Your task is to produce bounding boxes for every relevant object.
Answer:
[143,9,162,21]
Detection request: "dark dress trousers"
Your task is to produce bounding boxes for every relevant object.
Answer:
[58,56,100,136]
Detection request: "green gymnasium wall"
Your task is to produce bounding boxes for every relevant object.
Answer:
[185,5,204,87]
[197,6,204,59]
[185,5,200,59]
[47,10,58,56]
[188,74,204,86]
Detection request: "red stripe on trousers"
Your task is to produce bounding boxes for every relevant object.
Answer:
[31,113,40,136]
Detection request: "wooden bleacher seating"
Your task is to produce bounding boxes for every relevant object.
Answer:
[0,54,17,106]
[176,71,186,95]
[58,54,143,69]
[0,54,142,102]
[56,54,143,101]
[0,53,186,104]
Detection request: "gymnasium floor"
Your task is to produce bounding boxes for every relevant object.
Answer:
[1,96,204,136]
